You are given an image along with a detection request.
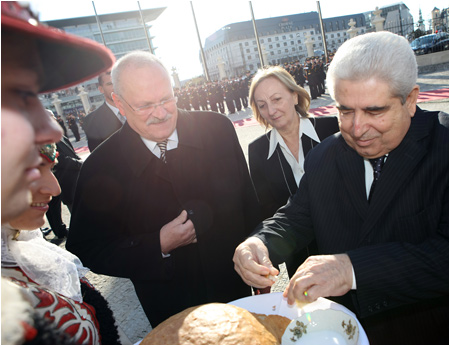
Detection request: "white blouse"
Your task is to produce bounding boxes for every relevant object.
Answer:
[267,116,321,186]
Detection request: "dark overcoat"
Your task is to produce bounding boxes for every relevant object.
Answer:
[67,109,261,327]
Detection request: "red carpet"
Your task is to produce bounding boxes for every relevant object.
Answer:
[74,88,448,155]
[234,88,449,128]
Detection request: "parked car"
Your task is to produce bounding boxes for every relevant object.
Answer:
[410,32,449,55]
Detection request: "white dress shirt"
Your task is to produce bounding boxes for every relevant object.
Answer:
[140,130,179,159]
[267,116,321,186]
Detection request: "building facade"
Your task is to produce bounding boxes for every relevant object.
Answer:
[378,2,414,37]
[40,8,165,116]
[203,11,366,81]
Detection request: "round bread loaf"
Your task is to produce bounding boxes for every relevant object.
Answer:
[140,303,288,345]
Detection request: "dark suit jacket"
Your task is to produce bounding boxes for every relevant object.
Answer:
[249,116,339,277]
[249,115,340,219]
[53,136,82,208]
[253,107,449,344]
[84,103,122,152]
[67,109,261,327]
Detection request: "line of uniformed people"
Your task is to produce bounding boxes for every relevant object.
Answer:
[174,73,252,115]
[175,54,335,114]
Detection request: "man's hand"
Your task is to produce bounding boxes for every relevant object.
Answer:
[160,210,197,254]
[233,237,279,288]
[283,254,353,305]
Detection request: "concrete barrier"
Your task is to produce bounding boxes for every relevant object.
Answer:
[416,50,449,73]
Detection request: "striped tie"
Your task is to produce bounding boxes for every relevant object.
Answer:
[157,140,168,163]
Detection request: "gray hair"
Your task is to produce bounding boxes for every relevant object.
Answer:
[327,31,417,104]
[111,50,169,96]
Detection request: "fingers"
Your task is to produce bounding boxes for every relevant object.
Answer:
[174,210,189,225]
[283,254,354,305]
[233,238,279,288]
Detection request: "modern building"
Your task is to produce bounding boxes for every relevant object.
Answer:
[379,2,414,37]
[203,11,366,81]
[40,8,165,116]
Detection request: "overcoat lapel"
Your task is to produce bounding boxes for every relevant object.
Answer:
[358,113,429,244]
[336,145,368,221]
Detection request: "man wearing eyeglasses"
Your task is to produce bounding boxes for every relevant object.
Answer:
[66,51,262,328]
[83,71,124,152]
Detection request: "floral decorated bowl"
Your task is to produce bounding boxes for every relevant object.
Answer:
[281,309,359,345]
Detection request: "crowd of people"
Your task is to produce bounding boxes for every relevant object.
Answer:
[174,56,330,115]
[1,1,448,345]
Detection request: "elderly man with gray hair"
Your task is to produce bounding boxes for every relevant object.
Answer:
[67,51,261,328]
[233,31,448,344]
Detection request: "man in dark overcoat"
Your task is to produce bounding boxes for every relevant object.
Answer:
[66,51,261,328]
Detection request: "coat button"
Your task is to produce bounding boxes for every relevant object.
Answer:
[368,305,373,313]
[187,209,194,216]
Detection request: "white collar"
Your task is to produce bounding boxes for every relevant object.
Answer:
[1,224,89,302]
[105,101,120,116]
[267,116,321,159]
[140,129,179,152]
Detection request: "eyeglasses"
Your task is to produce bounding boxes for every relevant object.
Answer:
[120,95,178,116]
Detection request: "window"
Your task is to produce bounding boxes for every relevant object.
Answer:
[268,38,272,42]
[270,51,274,55]
[283,42,287,46]
[282,35,286,39]
[261,39,264,43]
[310,31,314,35]
[337,33,341,37]
[297,40,302,44]
[275,37,279,41]
[285,48,289,53]
[291,41,294,45]
[290,34,294,38]
[276,43,280,48]
[246,49,250,53]
[269,44,273,49]
[248,56,252,60]
[252,40,256,45]
[254,47,258,52]
[245,42,249,46]
[278,50,281,54]
[292,47,296,51]
[331,34,335,38]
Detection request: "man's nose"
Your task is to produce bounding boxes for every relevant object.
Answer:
[151,104,168,119]
[352,111,368,138]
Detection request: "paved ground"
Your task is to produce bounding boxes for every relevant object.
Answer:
[46,68,448,344]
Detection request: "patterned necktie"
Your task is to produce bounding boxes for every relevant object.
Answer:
[156,140,168,163]
[368,155,386,202]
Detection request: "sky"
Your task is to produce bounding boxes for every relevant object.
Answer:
[30,0,449,81]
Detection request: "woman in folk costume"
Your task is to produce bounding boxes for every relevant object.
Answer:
[1,144,126,345]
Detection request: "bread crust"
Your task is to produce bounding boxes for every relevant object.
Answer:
[140,303,290,345]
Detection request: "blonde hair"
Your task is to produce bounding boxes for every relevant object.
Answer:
[249,66,310,128]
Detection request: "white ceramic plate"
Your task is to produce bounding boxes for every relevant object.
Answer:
[228,292,369,345]
[282,309,359,345]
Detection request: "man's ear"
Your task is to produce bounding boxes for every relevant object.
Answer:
[112,93,126,117]
[405,85,420,118]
